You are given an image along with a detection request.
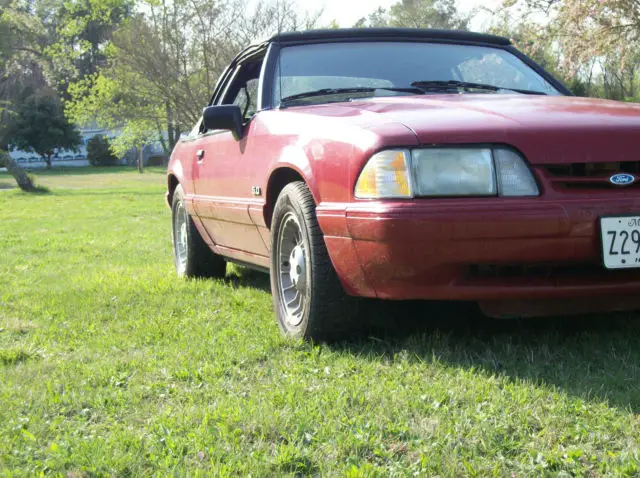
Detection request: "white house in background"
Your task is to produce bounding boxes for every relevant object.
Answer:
[8,126,112,168]
[8,124,167,168]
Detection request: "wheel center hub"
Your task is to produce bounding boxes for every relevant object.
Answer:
[289,245,306,290]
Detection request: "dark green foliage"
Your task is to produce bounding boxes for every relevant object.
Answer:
[87,135,118,166]
[6,89,81,168]
[147,155,169,167]
[51,0,133,87]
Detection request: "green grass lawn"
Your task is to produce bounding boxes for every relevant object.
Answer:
[1,167,640,476]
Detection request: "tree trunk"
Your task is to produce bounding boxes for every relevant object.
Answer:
[165,101,174,153]
[174,125,181,149]
[45,154,52,169]
[0,150,36,192]
[137,145,144,174]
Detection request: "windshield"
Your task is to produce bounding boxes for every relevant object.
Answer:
[275,41,561,106]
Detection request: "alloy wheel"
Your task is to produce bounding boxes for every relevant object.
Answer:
[174,201,188,272]
[276,212,309,327]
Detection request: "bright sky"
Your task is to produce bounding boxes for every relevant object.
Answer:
[305,0,503,31]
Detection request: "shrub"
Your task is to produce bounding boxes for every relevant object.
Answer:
[87,135,118,166]
[147,155,169,166]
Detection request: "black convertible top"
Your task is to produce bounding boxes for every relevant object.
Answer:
[270,28,511,46]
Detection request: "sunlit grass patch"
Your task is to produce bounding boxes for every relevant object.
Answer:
[1,167,640,475]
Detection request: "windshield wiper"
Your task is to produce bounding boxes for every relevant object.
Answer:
[411,80,547,96]
[280,87,424,106]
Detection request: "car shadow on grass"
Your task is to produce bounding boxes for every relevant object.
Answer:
[225,265,271,292]
[333,300,640,413]
[226,266,640,412]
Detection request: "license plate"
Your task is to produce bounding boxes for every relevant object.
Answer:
[600,215,640,269]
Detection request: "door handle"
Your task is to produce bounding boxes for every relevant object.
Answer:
[196,149,205,161]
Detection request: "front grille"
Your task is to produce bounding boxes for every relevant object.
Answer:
[543,162,640,177]
[538,162,640,190]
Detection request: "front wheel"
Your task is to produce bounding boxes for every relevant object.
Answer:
[270,182,356,341]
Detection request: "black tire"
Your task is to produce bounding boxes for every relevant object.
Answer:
[172,184,226,278]
[270,181,356,341]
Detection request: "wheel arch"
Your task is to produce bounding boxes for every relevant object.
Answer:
[264,166,318,229]
[167,173,180,207]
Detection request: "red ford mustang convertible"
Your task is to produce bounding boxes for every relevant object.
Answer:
[167,28,640,339]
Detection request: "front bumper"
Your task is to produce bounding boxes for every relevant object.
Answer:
[317,197,640,302]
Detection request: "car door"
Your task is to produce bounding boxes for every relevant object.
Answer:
[192,54,269,260]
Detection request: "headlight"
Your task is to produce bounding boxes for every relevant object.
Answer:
[412,148,496,196]
[354,146,538,199]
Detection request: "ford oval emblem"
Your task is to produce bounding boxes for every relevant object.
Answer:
[609,173,636,186]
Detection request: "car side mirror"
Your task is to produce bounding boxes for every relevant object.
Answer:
[202,105,244,140]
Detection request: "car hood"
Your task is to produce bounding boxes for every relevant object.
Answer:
[340,94,640,164]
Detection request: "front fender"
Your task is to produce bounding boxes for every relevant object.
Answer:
[166,150,196,214]
[268,148,320,203]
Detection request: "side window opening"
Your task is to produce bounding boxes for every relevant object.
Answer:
[189,117,202,138]
[220,57,264,122]
[233,78,259,118]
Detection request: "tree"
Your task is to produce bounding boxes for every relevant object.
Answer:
[66,0,320,159]
[7,89,81,168]
[0,149,36,192]
[490,0,640,102]
[44,0,132,97]
[353,7,390,27]
[1,0,48,147]
[87,134,118,166]
[0,0,45,191]
[554,0,640,75]
[355,0,469,30]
